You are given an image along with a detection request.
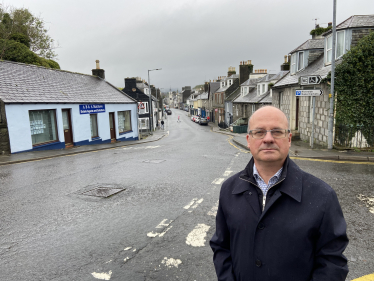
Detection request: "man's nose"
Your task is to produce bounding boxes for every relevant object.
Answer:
[263,131,275,142]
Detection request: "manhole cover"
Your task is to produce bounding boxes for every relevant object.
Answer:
[80,187,125,198]
[143,159,166,164]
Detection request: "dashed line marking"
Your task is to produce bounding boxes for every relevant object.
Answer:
[159,226,173,237]
[212,178,224,185]
[184,198,198,209]
[156,219,173,228]
[147,219,173,237]
[186,224,211,247]
[191,198,203,209]
[91,270,112,280]
[124,257,130,263]
[124,247,132,251]
[223,170,233,177]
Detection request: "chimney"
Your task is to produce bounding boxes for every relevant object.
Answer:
[281,55,290,71]
[124,78,137,92]
[239,59,253,84]
[204,82,209,92]
[328,22,332,27]
[92,60,105,79]
[227,66,236,77]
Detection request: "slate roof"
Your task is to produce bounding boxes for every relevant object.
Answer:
[251,90,271,103]
[323,15,374,36]
[273,54,342,88]
[241,78,261,86]
[233,88,257,103]
[217,74,240,92]
[225,87,240,102]
[289,38,324,54]
[198,92,209,100]
[257,74,277,83]
[0,60,136,104]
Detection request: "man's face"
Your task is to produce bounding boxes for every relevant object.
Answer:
[246,107,291,166]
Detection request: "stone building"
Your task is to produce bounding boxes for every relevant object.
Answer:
[272,14,374,147]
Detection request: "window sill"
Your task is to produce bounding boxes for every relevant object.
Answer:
[32,140,60,148]
[119,130,133,135]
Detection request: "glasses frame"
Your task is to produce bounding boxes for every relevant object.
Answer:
[248,129,291,139]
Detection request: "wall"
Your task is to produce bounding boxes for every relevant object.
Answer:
[5,103,138,153]
[0,99,10,154]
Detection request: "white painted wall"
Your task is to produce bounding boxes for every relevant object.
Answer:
[5,103,138,153]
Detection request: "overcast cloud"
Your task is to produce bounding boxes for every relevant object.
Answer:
[8,0,374,91]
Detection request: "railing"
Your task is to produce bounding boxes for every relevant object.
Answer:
[334,124,374,149]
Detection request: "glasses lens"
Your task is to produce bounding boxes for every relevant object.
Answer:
[252,129,266,138]
[271,129,286,138]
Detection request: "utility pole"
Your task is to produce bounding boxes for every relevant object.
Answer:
[328,0,337,149]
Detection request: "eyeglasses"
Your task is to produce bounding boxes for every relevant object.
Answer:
[248,129,290,139]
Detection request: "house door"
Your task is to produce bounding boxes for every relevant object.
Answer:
[295,97,300,130]
[62,109,73,145]
[109,112,116,140]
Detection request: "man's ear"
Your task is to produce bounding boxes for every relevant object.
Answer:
[246,133,251,149]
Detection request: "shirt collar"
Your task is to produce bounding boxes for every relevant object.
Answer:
[253,163,283,183]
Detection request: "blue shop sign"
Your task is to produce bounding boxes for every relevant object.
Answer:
[79,104,105,114]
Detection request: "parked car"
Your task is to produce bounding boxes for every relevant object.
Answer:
[194,116,200,123]
[199,117,208,125]
[166,109,172,115]
[191,115,197,122]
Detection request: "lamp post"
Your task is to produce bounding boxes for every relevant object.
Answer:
[148,68,161,134]
[158,88,164,117]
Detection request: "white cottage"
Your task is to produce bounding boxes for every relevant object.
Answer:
[0,60,138,154]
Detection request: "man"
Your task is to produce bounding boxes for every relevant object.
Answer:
[161,120,164,130]
[210,106,348,281]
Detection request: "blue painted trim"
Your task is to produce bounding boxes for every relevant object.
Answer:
[74,138,111,146]
[119,130,133,135]
[116,135,138,142]
[32,141,66,151]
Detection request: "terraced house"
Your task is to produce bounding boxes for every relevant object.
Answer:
[272,14,374,147]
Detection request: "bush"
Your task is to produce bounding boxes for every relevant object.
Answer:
[310,26,332,36]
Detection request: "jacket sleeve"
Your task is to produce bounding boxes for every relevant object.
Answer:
[210,193,236,281]
[311,189,349,281]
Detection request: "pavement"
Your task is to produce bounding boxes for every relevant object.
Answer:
[1,122,373,166]
[0,129,168,166]
[208,123,374,163]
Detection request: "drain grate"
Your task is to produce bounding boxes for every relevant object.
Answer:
[143,159,166,164]
[80,187,126,198]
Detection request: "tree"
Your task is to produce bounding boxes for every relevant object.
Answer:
[334,31,374,145]
[0,5,58,60]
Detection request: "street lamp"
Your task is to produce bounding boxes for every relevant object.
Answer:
[148,68,162,134]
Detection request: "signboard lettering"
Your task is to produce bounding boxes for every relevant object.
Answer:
[295,90,323,97]
[79,104,105,114]
[300,75,322,85]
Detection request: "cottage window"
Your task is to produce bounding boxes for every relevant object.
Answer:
[336,31,345,58]
[29,110,58,146]
[291,53,296,74]
[229,80,232,86]
[257,85,260,96]
[298,52,304,71]
[326,35,333,63]
[262,84,265,93]
[90,114,99,138]
[118,111,132,134]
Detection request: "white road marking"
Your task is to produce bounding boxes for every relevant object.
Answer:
[186,224,211,247]
[132,248,136,252]
[212,178,224,185]
[207,201,219,216]
[105,260,112,264]
[161,257,182,268]
[124,247,132,251]
[122,147,133,150]
[357,194,374,214]
[147,231,159,237]
[156,219,173,228]
[191,198,204,209]
[124,257,130,263]
[91,271,112,280]
[184,198,198,209]
[223,170,233,177]
[144,145,160,149]
[159,226,172,237]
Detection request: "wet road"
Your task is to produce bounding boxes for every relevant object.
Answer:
[0,112,373,281]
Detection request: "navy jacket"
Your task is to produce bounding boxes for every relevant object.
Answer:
[210,157,348,281]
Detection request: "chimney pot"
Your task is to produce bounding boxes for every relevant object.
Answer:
[96,60,100,69]
[328,22,332,27]
[284,55,288,63]
[249,60,251,65]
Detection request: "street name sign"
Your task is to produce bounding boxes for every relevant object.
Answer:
[300,75,322,85]
[295,90,323,96]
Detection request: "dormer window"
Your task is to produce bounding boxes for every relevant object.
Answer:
[325,31,345,64]
[298,52,304,71]
[221,81,225,87]
[257,85,260,96]
[291,53,296,74]
[228,79,232,86]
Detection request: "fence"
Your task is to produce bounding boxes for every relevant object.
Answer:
[334,124,374,149]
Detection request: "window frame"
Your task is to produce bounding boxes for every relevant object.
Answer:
[336,30,345,59]
[326,30,346,64]
[291,53,297,74]
[297,51,304,71]
[29,109,59,147]
[118,110,132,134]
[90,114,99,139]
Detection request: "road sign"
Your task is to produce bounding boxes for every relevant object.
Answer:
[138,102,145,109]
[295,90,323,96]
[300,75,322,85]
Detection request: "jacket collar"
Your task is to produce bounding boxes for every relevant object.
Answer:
[235,156,303,203]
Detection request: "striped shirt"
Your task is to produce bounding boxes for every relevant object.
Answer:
[253,164,283,196]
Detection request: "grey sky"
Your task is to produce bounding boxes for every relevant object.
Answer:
[9,0,374,92]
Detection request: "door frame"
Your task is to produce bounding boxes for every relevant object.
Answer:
[62,109,74,146]
[109,112,116,140]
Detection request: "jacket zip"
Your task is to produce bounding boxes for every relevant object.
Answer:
[240,176,285,212]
